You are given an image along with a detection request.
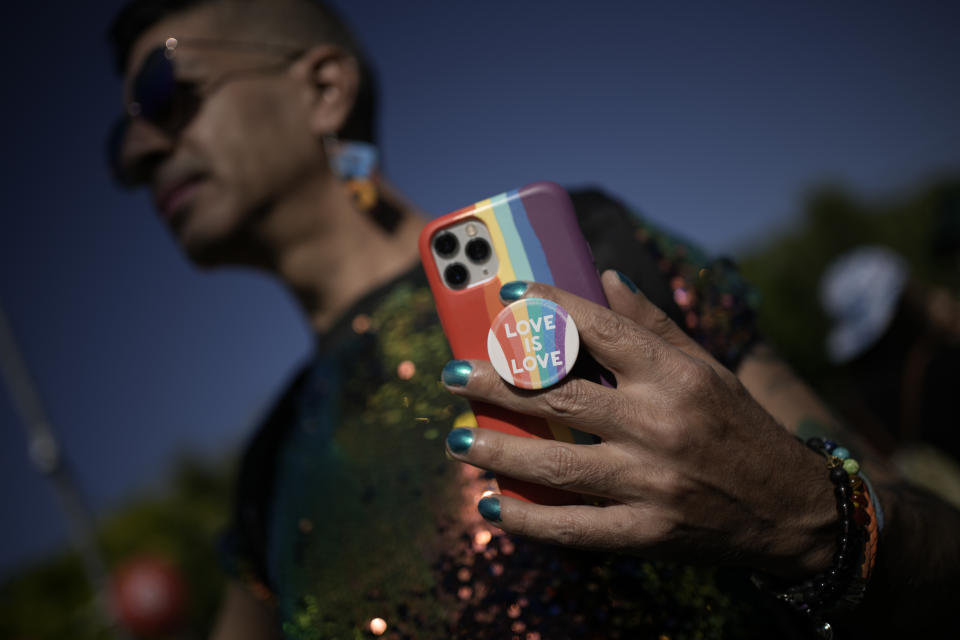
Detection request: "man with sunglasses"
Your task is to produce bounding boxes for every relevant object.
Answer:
[108,1,960,638]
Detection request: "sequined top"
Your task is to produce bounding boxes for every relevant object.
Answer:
[222,190,786,640]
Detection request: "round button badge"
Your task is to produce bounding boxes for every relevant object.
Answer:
[487,298,580,390]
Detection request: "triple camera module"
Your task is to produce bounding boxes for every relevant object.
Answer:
[431,222,497,290]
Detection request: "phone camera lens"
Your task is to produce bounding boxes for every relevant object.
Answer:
[444,263,469,289]
[465,238,491,263]
[434,232,459,258]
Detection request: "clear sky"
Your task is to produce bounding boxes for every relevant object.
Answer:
[1,0,958,576]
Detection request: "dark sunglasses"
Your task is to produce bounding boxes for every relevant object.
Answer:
[107,38,302,187]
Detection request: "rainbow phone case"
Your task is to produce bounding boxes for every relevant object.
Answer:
[420,181,607,504]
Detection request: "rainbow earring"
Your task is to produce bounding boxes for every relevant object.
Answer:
[324,136,379,212]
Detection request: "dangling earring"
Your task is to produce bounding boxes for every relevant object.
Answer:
[324,135,380,212]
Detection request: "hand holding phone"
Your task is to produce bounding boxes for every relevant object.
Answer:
[420,181,608,504]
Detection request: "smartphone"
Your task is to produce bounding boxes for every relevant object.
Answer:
[420,181,608,505]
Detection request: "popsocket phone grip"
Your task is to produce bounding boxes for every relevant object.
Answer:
[487,298,580,390]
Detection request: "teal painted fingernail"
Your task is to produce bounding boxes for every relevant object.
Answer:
[447,427,475,454]
[499,281,528,302]
[616,270,639,293]
[442,360,472,387]
[478,496,502,522]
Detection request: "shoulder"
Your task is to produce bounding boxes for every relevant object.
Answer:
[567,186,760,370]
[568,187,708,268]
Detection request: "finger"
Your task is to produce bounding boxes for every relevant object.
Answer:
[500,280,676,381]
[476,494,657,551]
[600,270,725,374]
[445,426,634,498]
[441,359,635,442]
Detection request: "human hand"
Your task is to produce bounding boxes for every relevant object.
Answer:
[442,270,838,579]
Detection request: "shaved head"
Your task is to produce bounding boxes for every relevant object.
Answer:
[215,0,358,49]
[110,0,376,142]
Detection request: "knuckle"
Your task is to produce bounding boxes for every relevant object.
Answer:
[656,425,692,456]
[481,432,508,467]
[659,471,694,504]
[606,393,636,429]
[553,513,590,547]
[541,379,590,417]
[591,308,671,367]
[537,444,583,489]
[648,304,676,335]
[633,332,669,368]
[676,358,716,393]
[510,502,530,534]
[477,363,509,394]
[589,312,632,351]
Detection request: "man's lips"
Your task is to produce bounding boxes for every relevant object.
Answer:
[156,176,205,220]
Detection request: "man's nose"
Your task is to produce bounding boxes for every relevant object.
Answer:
[118,118,174,186]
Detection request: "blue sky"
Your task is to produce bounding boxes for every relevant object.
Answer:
[1,0,958,576]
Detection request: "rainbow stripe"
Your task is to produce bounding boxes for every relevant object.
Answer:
[473,190,553,321]
[464,187,597,445]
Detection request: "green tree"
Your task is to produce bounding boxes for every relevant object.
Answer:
[738,176,960,391]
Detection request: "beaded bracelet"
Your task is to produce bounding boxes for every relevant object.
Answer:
[811,438,881,586]
[752,437,880,639]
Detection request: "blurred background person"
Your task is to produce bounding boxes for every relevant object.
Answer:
[820,246,960,452]
[819,242,960,505]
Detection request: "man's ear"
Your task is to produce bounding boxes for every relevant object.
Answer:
[293,45,360,137]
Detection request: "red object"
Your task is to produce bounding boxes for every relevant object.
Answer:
[110,554,187,636]
[419,182,608,506]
